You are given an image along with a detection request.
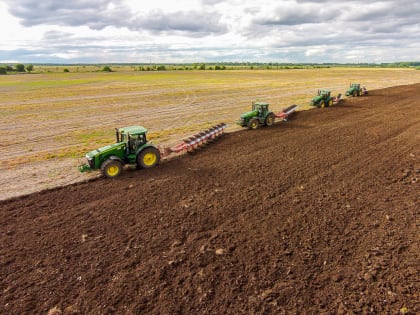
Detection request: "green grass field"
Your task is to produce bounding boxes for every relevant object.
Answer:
[1,67,420,167]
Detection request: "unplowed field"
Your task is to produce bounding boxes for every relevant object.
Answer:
[1,84,419,314]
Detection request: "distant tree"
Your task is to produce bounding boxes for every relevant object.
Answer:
[63,68,70,72]
[156,65,166,71]
[102,66,113,72]
[6,65,14,71]
[199,64,206,70]
[26,64,34,72]
[0,67,7,75]
[15,63,25,72]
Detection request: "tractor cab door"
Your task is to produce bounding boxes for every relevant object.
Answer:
[127,134,146,154]
[132,134,146,153]
[257,104,268,116]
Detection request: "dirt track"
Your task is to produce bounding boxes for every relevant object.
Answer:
[1,84,419,314]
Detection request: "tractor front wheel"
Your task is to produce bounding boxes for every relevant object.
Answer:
[328,99,333,107]
[138,147,161,168]
[101,159,123,178]
[248,118,259,130]
[319,100,325,108]
[265,114,275,126]
[353,91,357,97]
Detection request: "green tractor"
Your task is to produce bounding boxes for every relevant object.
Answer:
[345,83,367,97]
[237,101,275,129]
[78,126,161,178]
[310,89,334,108]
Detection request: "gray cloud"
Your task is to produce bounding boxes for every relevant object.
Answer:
[256,5,340,26]
[5,0,227,35]
[6,0,132,29]
[132,10,228,35]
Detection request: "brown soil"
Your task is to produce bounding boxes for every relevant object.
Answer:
[1,84,419,314]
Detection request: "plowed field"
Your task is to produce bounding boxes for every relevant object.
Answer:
[1,84,419,314]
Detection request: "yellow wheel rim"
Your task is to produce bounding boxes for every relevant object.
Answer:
[107,165,120,177]
[329,100,333,106]
[143,152,157,166]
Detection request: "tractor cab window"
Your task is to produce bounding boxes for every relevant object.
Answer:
[134,134,146,148]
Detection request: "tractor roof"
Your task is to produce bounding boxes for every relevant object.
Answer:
[317,89,330,95]
[118,126,148,136]
[254,101,269,106]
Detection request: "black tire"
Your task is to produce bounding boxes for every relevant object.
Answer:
[248,118,259,130]
[353,91,357,97]
[101,159,123,178]
[264,114,275,126]
[137,147,161,168]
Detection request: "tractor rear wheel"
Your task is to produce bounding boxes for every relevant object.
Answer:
[138,147,161,168]
[101,159,123,178]
[265,114,275,126]
[319,100,324,108]
[248,118,259,130]
[353,91,357,97]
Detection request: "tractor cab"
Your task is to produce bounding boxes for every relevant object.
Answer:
[318,89,331,97]
[252,102,270,116]
[116,126,148,154]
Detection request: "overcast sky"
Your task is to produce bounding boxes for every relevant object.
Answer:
[0,0,419,63]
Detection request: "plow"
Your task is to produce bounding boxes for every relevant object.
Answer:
[166,123,226,153]
[79,123,226,178]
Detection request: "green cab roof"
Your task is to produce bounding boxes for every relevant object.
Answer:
[254,101,269,106]
[118,126,148,135]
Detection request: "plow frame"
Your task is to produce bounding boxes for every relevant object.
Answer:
[167,123,227,154]
[274,104,298,121]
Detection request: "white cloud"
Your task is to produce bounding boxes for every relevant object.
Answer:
[305,47,326,57]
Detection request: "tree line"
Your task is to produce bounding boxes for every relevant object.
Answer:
[0,63,34,75]
[1,62,419,75]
